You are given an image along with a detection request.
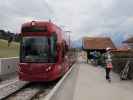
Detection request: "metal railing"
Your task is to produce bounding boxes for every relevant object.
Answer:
[112,58,133,80]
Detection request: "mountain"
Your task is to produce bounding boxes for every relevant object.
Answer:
[71,39,82,48]
[112,33,125,47]
[0,29,20,42]
[101,33,126,48]
[71,33,127,49]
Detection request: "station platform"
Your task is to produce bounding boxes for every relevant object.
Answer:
[73,62,133,100]
[44,55,133,100]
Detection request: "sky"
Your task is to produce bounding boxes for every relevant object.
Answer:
[0,0,133,45]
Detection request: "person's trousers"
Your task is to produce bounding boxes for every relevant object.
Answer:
[106,68,111,80]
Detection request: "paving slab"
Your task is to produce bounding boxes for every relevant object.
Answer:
[73,63,133,100]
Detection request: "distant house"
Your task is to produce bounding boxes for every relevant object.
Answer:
[123,37,133,49]
[82,37,116,53]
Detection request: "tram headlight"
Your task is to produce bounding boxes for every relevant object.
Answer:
[31,21,36,26]
[45,66,52,72]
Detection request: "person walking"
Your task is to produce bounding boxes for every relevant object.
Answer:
[105,47,113,82]
[92,51,98,65]
[8,36,13,47]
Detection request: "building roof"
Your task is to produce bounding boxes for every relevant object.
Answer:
[111,48,129,52]
[123,37,133,43]
[83,37,116,50]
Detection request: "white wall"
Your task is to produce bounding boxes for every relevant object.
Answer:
[0,57,19,75]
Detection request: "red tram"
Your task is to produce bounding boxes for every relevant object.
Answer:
[18,21,73,81]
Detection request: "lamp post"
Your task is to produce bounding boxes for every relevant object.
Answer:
[64,31,71,48]
[59,25,72,48]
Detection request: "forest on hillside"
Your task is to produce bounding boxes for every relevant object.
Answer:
[0,30,21,42]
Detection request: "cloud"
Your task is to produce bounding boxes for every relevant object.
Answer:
[46,0,133,40]
[0,0,53,32]
[0,0,133,41]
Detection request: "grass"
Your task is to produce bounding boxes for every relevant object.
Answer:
[0,39,19,58]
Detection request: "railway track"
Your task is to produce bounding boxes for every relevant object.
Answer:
[0,79,29,99]
[0,62,75,100]
[0,80,57,100]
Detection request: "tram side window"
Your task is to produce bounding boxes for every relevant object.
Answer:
[62,42,65,57]
[50,33,57,62]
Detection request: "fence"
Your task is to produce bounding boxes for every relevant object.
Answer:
[112,58,133,80]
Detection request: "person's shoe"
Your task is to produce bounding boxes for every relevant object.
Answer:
[108,79,111,83]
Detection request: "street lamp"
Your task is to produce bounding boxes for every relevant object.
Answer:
[59,25,72,48]
[64,31,72,48]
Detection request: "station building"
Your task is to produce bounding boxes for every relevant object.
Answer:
[82,37,116,59]
[123,37,133,49]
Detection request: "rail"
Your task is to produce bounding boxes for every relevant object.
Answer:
[0,79,28,99]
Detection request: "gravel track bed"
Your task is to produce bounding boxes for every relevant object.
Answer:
[32,86,54,100]
[4,82,57,100]
[0,80,29,99]
[5,87,40,100]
